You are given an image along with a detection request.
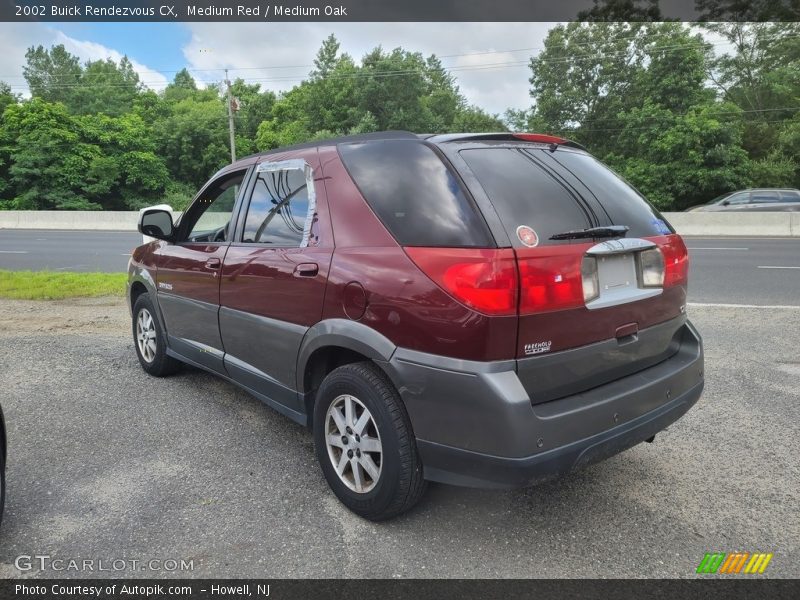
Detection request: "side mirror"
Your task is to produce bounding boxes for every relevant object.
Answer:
[138,208,175,241]
[721,200,730,206]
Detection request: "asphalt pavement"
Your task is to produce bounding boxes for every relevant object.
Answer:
[0,298,797,578]
[0,230,141,273]
[1,231,799,306]
[684,237,800,306]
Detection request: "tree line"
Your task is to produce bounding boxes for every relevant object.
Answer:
[0,23,798,212]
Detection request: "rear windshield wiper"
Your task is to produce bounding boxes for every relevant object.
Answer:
[549,225,629,240]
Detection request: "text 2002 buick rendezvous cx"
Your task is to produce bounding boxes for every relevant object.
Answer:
[128,132,704,520]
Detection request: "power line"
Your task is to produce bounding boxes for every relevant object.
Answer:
[2,31,797,105]
[5,30,796,90]
[552,115,799,135]
[555,105,800,127]
[0,28,688,80]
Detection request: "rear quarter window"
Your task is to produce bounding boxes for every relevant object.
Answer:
[338,140,492,247]
[780,190,800,202]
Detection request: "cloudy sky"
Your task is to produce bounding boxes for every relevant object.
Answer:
[0,22,562,115]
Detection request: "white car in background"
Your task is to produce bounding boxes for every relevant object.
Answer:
[689,188,800,212]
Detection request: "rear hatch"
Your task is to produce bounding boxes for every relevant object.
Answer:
[454,140,689,404]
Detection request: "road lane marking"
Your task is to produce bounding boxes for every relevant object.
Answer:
[687,247,749,250]
[688,302,800,310]
[0,250,28,254]
[757,266,800,270]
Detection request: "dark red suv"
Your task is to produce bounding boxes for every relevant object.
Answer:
[128,131,704,520]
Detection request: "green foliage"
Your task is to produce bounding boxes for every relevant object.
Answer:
[524,22,800,209]
[255,37,506,151]
[23,45,82,107]
[153,93,230,187]
[0,98,168,210]
[604,103,751,210]
[3,29,799,213]
[23,45,143,117]
[1,99,99,210]
[0,81,18,116]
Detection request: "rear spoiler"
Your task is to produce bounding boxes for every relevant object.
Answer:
[427,132,586,151]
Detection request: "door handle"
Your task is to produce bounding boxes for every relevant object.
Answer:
[205,258,221,269]
[294,263,319,277]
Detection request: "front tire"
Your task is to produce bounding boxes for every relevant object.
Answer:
[132,293,180,377]
[313,362,426,521]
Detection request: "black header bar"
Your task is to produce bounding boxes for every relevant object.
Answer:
[3,579,800,600]
[2,0,799,22]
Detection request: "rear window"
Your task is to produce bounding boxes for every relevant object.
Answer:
[459,148,592,247]
[338,140,492,247]
[541,149,674,237]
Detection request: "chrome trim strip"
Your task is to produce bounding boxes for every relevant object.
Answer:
[587,238,656,256]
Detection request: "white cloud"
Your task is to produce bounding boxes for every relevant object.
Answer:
[52,31,169,91]
[182,23,555,115]
[0,23,169,97]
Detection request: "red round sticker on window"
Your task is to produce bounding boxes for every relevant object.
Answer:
[516,225,539,247]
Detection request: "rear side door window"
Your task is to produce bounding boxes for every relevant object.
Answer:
[241,160,315,247]
[751,191,779,204]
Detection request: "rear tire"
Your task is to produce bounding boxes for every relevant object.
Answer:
[132,293,180,377]
[313,362,426,521]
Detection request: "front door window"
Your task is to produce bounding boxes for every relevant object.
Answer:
[182,172,245,243]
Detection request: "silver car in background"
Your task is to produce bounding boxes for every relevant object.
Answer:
[689,188,800,212]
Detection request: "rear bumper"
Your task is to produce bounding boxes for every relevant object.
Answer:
[383,318,704,489]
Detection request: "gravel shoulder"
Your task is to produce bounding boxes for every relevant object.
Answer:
[0,297,128,337]
[0,299,797,578]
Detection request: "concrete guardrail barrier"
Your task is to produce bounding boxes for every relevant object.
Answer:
[662,212,800,237]
[1,210,799,237]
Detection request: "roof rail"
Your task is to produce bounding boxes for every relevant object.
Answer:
[239,130,419,163]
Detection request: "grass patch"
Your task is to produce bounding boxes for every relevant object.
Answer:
[0,270,127,300]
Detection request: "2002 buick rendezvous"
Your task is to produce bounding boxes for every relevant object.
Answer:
[128,131,704,520]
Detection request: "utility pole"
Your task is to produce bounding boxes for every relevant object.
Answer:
[225,69,236,163]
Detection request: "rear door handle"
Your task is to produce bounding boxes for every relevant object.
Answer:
[294,263,319,277]
[205,258,221,269]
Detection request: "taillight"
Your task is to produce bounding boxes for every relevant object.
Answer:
[660,235,689,287]
[517,245,592,314]
[404,247,518,316]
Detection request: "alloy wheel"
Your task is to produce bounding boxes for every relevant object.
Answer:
[136,308,157,363]
[325,394,383,493]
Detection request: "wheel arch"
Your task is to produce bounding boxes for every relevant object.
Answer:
[128,268,169,337]
[297,319,398,427]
